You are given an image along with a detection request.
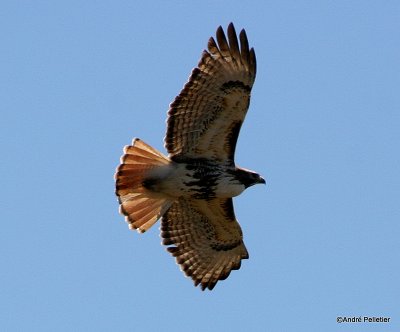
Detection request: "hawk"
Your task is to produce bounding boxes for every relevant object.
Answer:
[115,23,265,290]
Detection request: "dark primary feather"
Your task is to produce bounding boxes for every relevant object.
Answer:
[165,22,257,163]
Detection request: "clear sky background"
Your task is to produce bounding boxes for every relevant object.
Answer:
[1,1,399,331]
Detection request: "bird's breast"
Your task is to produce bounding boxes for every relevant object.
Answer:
[147,162,245,199]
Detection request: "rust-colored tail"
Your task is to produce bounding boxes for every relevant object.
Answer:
[115,138,172,233]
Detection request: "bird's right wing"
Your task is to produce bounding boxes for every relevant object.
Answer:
[165,23,256,164]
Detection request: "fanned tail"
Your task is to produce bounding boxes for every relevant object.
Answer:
[115,138,172,233]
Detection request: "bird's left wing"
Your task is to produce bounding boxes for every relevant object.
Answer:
[161,197,248,290]
[165,23,256,163]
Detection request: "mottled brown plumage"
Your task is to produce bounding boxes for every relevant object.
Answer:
[165,23,256,162]
[161,198,248,290]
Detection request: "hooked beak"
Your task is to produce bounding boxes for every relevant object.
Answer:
[258,176,266,185]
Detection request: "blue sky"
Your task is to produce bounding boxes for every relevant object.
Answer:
[1,1,399,331]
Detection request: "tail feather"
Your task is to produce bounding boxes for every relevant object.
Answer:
[122,140,169,165]
[115,138,172,233]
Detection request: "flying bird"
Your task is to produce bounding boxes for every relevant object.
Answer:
[115,23,265,290]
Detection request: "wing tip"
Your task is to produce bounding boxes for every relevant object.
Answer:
[208,23,256,77]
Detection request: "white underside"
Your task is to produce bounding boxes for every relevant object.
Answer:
[147,163,245,199]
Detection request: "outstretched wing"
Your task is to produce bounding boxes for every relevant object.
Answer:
[161,197,249,290]
[165,23,256,163]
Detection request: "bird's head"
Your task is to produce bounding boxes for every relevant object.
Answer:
[235,167,266,188]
